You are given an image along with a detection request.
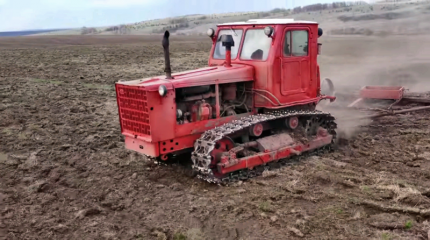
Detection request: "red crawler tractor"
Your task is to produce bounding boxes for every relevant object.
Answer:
[115,19,339,184]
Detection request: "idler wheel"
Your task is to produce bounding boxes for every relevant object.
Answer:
[286,116,299,129]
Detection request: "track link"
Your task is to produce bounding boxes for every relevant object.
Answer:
[191,109,337,184]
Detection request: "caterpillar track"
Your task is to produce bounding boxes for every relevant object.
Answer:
[190,109,337,184]
[146,110,337,185]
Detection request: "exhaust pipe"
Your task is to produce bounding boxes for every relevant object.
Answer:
[162,30,173,79]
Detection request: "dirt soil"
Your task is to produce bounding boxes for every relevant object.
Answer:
[2,34,430,240]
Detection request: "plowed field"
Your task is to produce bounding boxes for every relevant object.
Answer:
[1,35,430,240]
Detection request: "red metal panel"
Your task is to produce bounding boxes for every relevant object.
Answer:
[146,91,176,142]
[125,136,159,157]
[281,61,301,94]
[159,135,199,155]
[300,59,310,94]
[125,64,254,90]
[218,134,333,175]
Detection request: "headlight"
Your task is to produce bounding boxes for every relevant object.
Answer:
[264,26,274,37]
[158,85,167,97]
[207,28,215,38]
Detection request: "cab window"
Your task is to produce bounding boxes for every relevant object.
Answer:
[240,29,272,61]
[213,29,243,59]
[283,30,309,57]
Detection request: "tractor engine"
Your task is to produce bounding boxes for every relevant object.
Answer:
[191,101,212,122]
[175,82,251,125]
[175,86,214,124]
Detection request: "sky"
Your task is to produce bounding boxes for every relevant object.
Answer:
[0,0,373,32]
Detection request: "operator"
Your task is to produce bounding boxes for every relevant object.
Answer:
[250,49,263,60]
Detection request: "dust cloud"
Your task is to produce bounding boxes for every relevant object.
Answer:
[317,32,430,141]
[318,103,373,141]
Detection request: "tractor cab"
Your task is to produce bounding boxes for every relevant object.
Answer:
[206,19,323,65]
[205,19,325,108]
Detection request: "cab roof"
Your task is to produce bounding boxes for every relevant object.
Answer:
[216,18,318,26]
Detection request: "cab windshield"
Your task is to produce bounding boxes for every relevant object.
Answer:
[212,28,272,61]
[213,29,243,59]
[240,29,272,61]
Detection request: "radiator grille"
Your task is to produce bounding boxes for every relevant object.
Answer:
[116,85,151,136]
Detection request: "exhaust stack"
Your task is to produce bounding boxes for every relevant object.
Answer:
[221,34,234,67]
[162,30,173,79]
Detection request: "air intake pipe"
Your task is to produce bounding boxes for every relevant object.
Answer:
[221,34,234,67]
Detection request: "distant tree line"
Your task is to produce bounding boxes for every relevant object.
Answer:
[293,1,367,13]
[81,24,134,35]
[81,27,97,35]
[152,22,190,33]
[105,24,130,35]
[168,17,188,25]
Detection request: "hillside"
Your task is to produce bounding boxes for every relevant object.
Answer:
[33,0,430,37]
[0,29,71,37]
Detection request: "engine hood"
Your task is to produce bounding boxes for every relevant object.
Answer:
[117,64,254,91]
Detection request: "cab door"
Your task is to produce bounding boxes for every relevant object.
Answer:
[280,28,311,96]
